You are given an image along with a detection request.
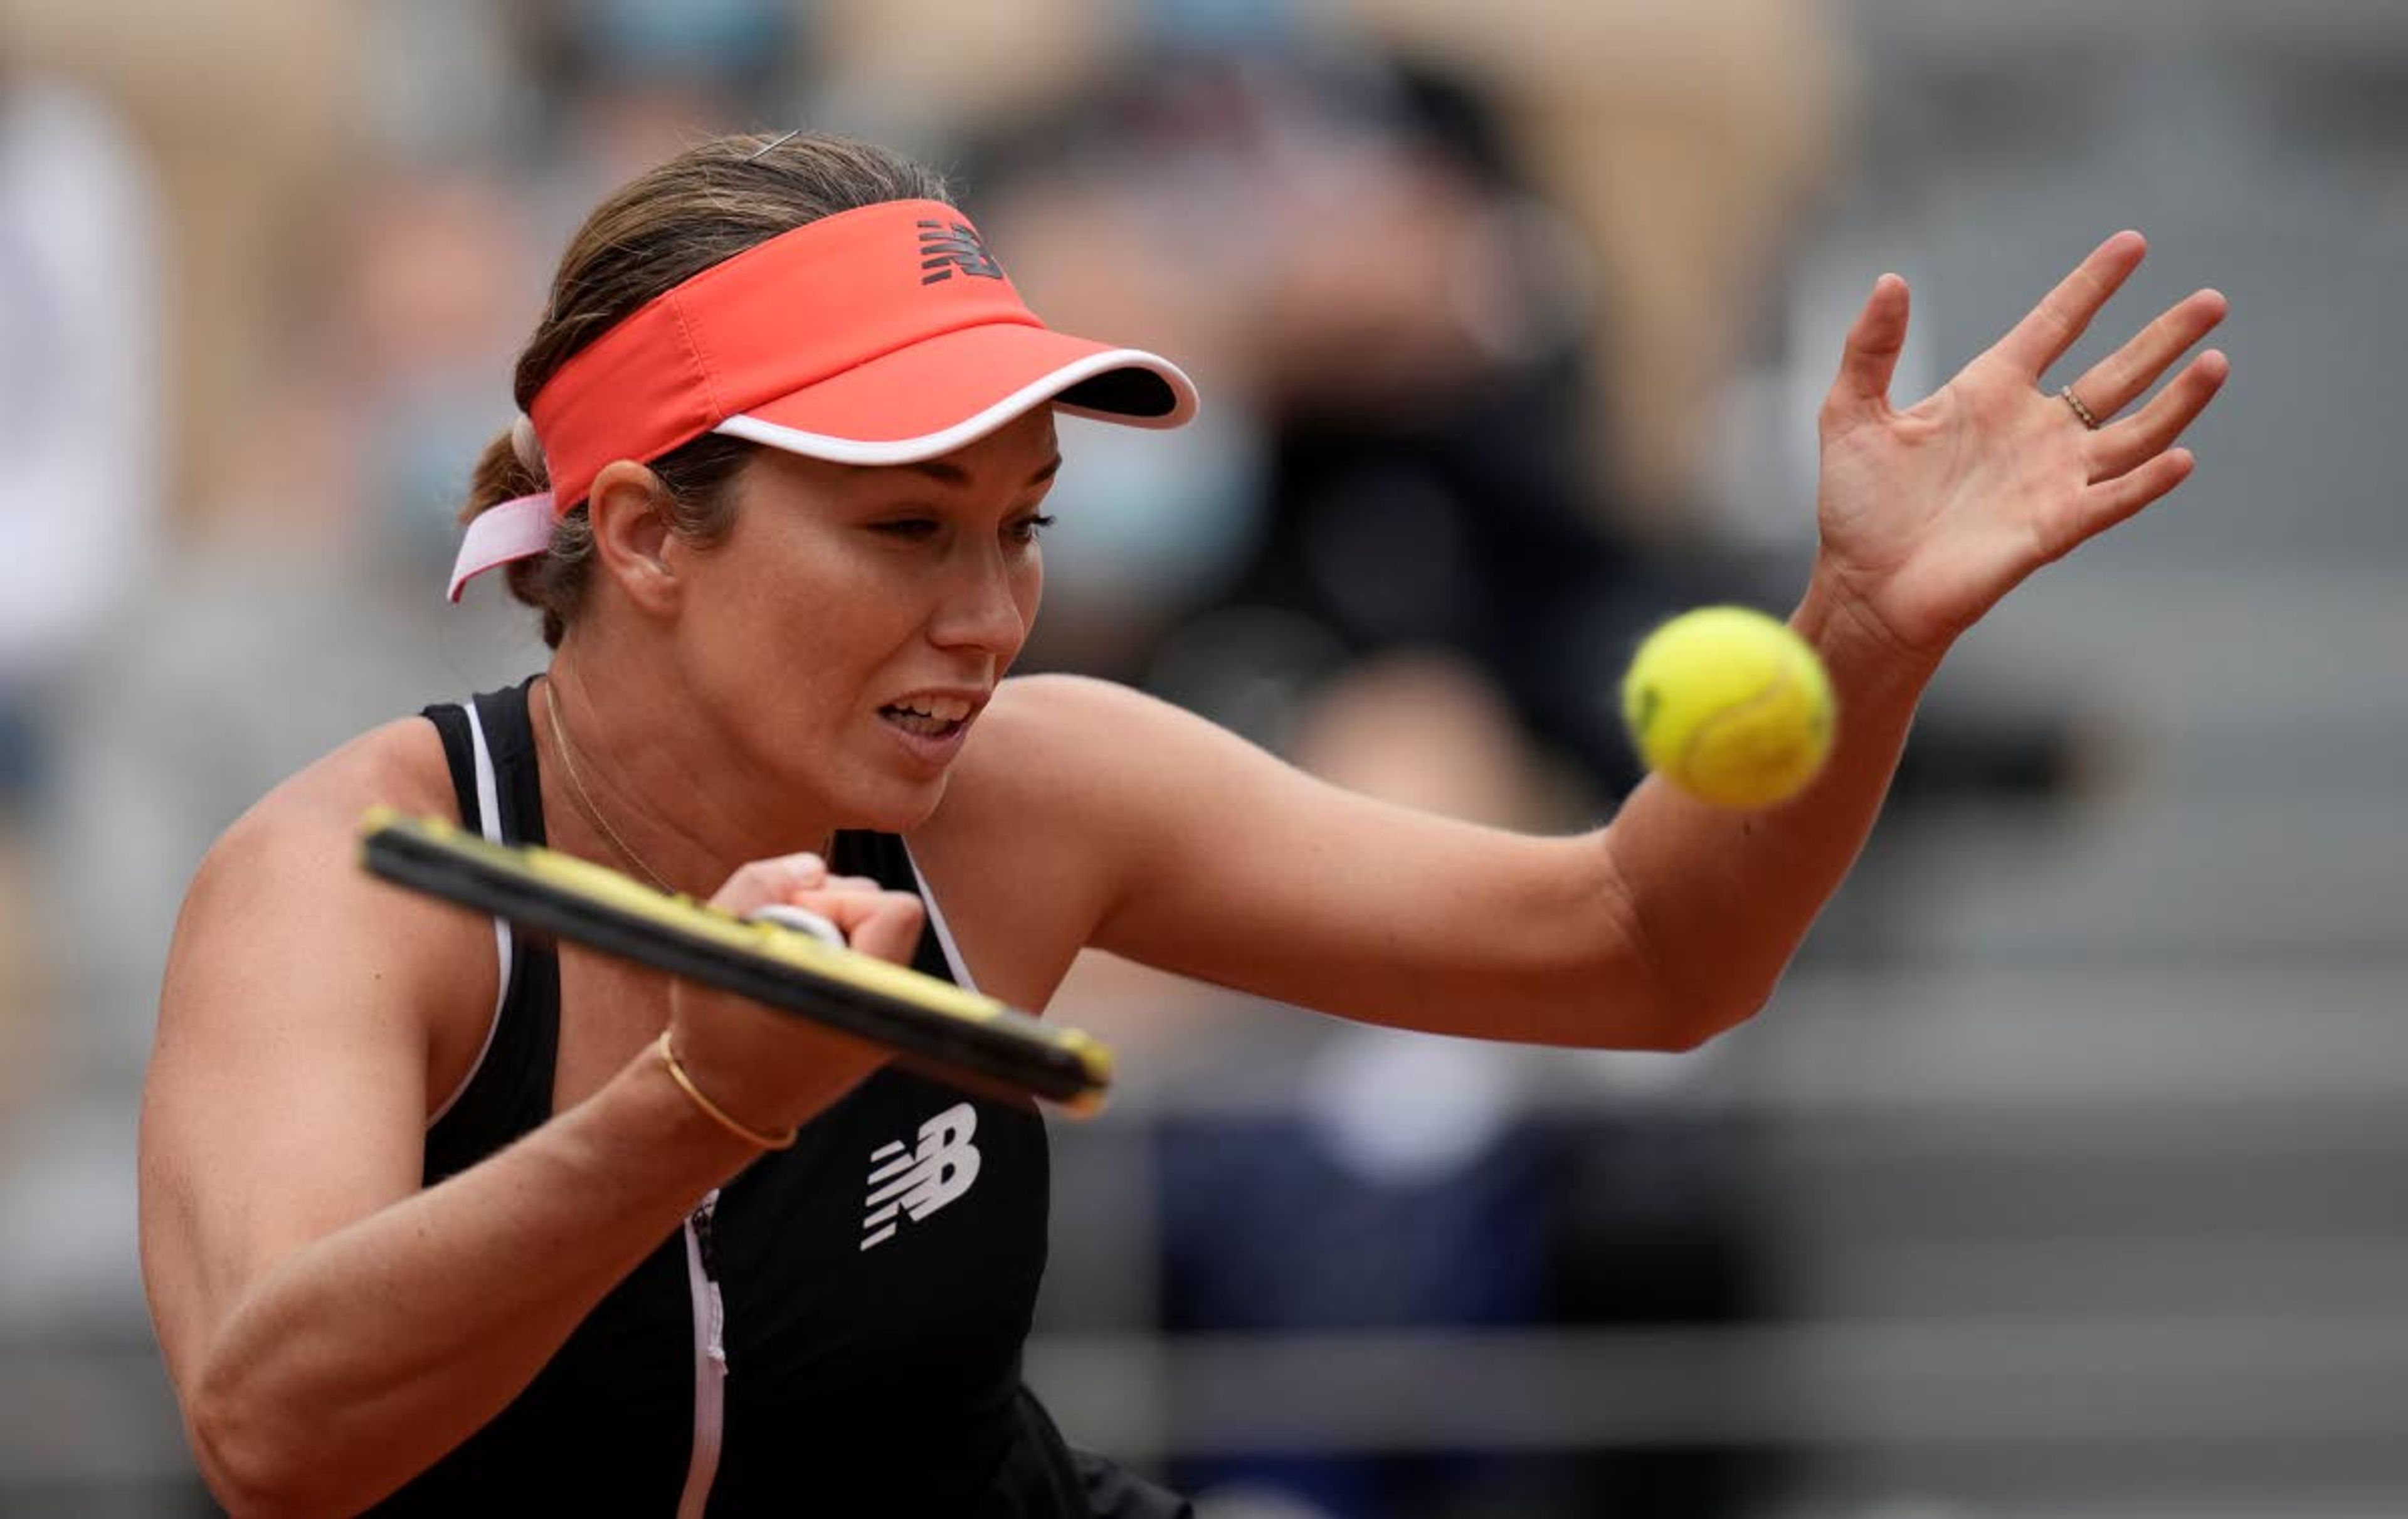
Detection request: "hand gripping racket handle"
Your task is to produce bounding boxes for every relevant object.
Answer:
[357,806,1111,1112]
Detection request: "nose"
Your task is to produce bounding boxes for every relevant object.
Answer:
[927,540,1033,660]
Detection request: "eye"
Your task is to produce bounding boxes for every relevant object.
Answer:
[870,517,941,541]
[1006,513,1057,546]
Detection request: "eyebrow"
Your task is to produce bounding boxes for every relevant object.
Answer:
[879,453,1064,490]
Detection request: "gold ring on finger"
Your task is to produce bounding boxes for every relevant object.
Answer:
[2059,386,2102,430]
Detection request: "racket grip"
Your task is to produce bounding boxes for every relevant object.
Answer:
[747,903,847,947]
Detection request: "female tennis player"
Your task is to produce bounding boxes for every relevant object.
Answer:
[139,132,2227,1517]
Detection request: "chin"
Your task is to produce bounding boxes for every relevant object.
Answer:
[842,771,952,836]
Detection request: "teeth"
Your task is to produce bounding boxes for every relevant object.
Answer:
[890,696,972,722]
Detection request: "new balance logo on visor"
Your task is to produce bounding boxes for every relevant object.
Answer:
[860,1103,982,1251]
[918,220,1004,284]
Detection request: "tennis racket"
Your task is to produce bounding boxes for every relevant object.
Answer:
[357,806,1111,1112]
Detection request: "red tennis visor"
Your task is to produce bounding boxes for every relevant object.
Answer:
[448,198,1196,600]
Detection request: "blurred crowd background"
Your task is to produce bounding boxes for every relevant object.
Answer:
[2,1,2404,1515]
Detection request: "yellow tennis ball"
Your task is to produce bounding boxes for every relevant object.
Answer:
[1621,606,1837,808]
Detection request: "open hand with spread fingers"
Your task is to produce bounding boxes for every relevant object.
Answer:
[1811,231,2229,668]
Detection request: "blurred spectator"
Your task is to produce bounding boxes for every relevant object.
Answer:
[356,0,524,161]
[1148,658,1778,1518]
[0,70,162,809]
[506,0,812,243]
[975,24,2073,823]
[1341,0,1854,524]
[976,45,1709,788]
[335,163,544,576]
[974,45,1794,1518]
[516,0,800,112]
[12,162,546,1345]
[0,66,162,1124]
[6,0,348,518]
[47,159,549,1088]
[806,0,1133,158]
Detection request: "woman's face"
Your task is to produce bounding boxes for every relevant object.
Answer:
[667,408,1060,831]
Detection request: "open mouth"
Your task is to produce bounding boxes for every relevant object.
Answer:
[879,696,973,741]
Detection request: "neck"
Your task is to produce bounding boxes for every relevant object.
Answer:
[540,642,838,897]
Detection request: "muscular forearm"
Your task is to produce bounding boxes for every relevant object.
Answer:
[1603,564,1942,1045]
[187,1051,759,1518]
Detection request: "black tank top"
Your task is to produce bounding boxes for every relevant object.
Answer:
[366,679,1164,1518]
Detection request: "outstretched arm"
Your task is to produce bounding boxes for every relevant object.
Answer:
[1607,231,2227,1034]
[1040,233,2226,1047]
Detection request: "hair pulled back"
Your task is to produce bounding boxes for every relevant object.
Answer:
[461,132,953,645]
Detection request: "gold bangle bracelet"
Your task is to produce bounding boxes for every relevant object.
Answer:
[655,1032,798,1150]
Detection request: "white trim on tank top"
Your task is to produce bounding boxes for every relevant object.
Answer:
[902,844,981,995]
[426,699,514,1128]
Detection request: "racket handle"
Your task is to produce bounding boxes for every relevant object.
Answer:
[747,903,847,947]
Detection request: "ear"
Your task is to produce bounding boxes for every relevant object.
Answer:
[585,459,682,617]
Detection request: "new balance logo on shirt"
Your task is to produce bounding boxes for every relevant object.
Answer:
[918,220,1005,284]
[860,1103,981,1251]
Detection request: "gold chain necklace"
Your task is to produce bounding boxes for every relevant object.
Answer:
[542,681,677,895]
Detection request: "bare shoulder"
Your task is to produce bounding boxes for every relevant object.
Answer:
[947,673,1232,807]
[968,672,1180,758]
[931,673,1250,853]
[165,714,493,1086]
[265,714,458,823]
[190,716,460,926]
[904,675,1217,1000]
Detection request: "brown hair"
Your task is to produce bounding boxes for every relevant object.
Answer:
[462,132,953,645]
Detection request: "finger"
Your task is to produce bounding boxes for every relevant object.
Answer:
[2086,349,2229,480]
[846,897,927,966]
[1992,230,2148,379]
[2064,447,2195,554]
[800,875,885,897]
[707,852,828,915]
[1824,273,1911,424]
[800,890,926,965]
[2066,288,2229,420]
[798,889,919,929]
